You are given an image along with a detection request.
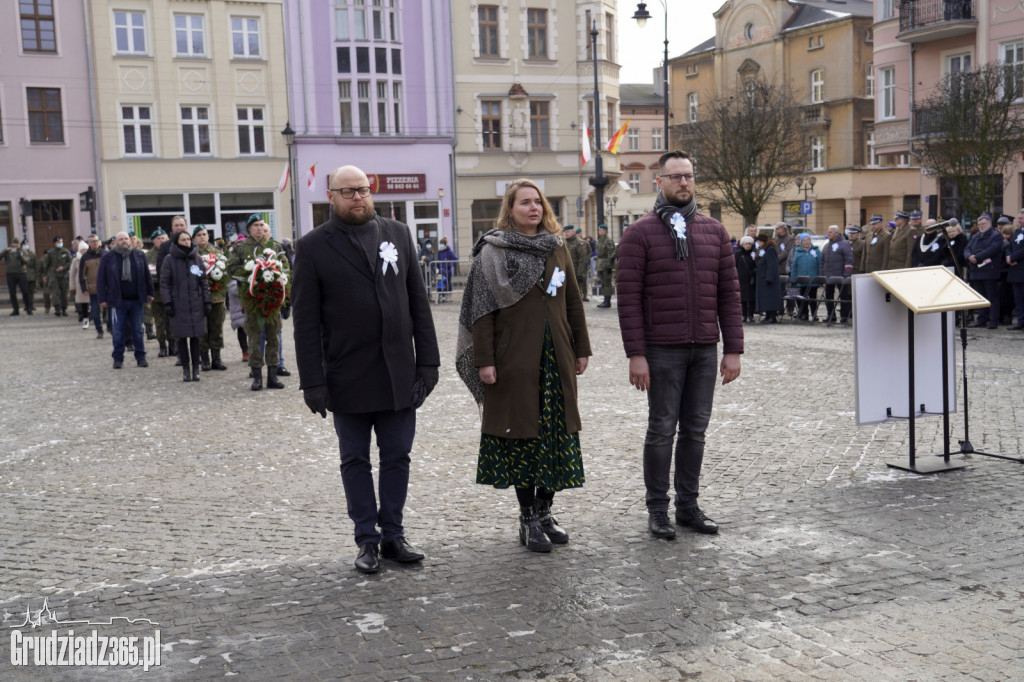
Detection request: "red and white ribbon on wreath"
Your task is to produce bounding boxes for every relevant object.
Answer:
[248,255,282,296]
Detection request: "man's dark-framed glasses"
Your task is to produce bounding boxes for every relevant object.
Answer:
[329,186,372,199]
[659,174,694,183]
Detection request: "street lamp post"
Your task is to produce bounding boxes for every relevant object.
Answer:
[632,1,669,151]
[605,195,617,239]
[281,122,297,236]
[589,21,609,230]
[795,176,817,200]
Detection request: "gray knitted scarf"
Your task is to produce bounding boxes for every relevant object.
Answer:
[653,191,698,261]
[455,228,562,404]
[112,244,133,281]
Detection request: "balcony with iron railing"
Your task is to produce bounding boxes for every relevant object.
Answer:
[898,0,977,42]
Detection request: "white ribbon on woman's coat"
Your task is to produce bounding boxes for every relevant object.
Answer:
[546,266,565,296]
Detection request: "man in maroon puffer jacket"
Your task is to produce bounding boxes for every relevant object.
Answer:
[617,151,744,540]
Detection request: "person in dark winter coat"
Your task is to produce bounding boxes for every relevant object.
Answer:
[913,220,952,268]
[1007,210,1024,329]
[160,230,211,381]
[755,234,782,322]
[96,231,154,368]
[292,165,440,575]
[963,213,1005,328]
[733,236,756,322]
[616,151,743,540]
[820,225,853,323]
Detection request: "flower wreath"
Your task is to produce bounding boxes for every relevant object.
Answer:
[202,252,229,294]
[239,248,290,325]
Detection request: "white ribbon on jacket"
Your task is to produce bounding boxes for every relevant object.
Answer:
[546,266,565,296]
[671,213,688,240]
[379,241,399,275]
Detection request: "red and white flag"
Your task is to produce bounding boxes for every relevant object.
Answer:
[306,163,317,191]
[276,163,290,193]
[581,127,592,166]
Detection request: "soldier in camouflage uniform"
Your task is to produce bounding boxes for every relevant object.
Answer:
[42,236,73,316]
[227,214,290,391]
[194,225,228,371]
[23,244,40,314]
[563,225,591,301]
[595,224,616,308]
[146,229,170,356]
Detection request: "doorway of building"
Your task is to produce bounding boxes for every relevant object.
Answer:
[31,200,74,256]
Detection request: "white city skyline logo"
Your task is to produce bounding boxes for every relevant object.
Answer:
[6,599,159,629]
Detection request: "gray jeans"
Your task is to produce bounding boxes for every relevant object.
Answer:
[642,343,718,512]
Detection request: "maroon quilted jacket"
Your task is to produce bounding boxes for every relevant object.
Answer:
[616,210,744,357]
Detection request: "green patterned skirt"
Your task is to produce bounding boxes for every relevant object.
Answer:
[477,323,585,491]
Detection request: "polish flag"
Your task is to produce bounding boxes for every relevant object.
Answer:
[306,163,317,191]
[581,127,592,166]
[276,163,290,193]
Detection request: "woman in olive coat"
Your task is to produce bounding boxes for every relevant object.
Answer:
[160,230,210,381]
[457,179,592,553]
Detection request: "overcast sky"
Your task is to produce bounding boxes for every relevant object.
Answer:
[616,0,719,85]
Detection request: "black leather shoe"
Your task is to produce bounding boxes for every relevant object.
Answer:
[676,506,719,534]
[276,366,291,376]
[969,320,988,328]
[380,537,425,563]
[354,543,380,573]
[648,511,676,539]
[137,359,149,368]
[112,359,123,369]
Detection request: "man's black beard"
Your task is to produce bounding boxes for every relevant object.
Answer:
[337,206,376,225]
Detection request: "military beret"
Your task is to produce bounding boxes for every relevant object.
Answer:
[598,224,608,230]
[150,228,167,240]
[192,224,208,237]
[979,212,992,220]
[245,214,263,230]
[53,236,62,243]
[11,237,21,245]
[887,221,897,229]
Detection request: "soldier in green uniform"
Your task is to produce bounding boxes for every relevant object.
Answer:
[227,214,290,391]
[194,225,228,371]
[42,236,73,316]
[563,225,591,302]
[595,224,616,308]
[24,243,40,314]
[1,238,33,315]
[146,229,170,356]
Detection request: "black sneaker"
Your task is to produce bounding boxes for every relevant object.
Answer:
[675,506,719,534]
[648,511,676,539]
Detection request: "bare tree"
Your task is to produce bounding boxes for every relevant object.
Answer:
[916,61,1024,220]
[676,80,809,226]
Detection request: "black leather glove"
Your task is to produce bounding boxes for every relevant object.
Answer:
[281,303,291,320]
[302,385,329,418]
[410,365,439,409]
[165,303,175,317]
[204,302,212,317]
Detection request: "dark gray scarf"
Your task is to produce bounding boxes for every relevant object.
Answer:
[112,244,133,281]
[654,192,698,261]
[455,229,562,404]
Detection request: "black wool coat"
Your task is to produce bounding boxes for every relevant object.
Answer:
[160,243,210,338]
[292,214,440,414]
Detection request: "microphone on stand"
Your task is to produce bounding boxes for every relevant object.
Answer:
[926,217,959,231]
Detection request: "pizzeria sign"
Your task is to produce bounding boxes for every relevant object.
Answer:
[368,174,426,194]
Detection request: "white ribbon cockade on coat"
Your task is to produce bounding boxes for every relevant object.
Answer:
[671,213,688,240]
[546,266,566,296]
[379,241,399,275]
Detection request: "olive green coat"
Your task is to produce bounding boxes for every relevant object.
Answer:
[472,245,592,439]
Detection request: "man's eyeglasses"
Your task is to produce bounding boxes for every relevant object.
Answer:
[329,186,372,199]
[659,174,695,183]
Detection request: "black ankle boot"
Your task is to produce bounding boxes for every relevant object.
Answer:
[210,349,227,370]
[157,340,168,357]
[145,323,156,340]
[250,368,263,391]
[200,350,211,372]
[182,365,192,382]
[534,499,568,544]
[518,505,552,553]
[266,367,284,389]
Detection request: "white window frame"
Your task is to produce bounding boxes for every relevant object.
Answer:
[1001,41,1024,101]
[237,106,265,156]
[810,69,824,104]
[866,130,879,167]
[880,67,895,120]
[174,13,205,57]
[121,104,153,156]
[688,92,698,122]
[810,136,825,171]
[230,16,261,58]
[180,105,212,156]
[880,0,895,20]
[865,62,874,98]
[627,128,639,151]
[628,173,640,193]
[114,11,147,55]
[651,127,663,150]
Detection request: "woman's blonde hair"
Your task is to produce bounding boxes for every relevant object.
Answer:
[495,178,561,235]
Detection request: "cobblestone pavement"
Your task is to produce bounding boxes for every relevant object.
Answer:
[1,302,1022,680]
